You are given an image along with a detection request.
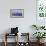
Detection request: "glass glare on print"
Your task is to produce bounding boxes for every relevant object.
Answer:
[10,9,24,18]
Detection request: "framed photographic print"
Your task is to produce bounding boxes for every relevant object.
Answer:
[37,0,46,18]
[10,9,24,18]
[36,0,46,26]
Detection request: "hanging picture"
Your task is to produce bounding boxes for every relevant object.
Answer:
[37,0,46,18]
[10,9,24,18]
[36,0,46,26]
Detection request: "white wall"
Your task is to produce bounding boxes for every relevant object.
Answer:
[0,0,36,42]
